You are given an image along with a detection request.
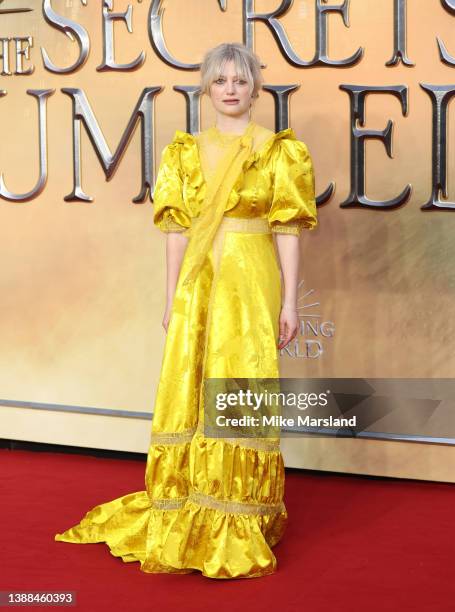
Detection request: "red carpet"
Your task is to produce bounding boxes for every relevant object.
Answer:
[1,446,454,611]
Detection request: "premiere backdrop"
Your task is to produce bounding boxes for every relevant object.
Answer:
[1,0,454,481]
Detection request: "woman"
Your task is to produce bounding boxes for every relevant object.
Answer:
[55,42,318,579]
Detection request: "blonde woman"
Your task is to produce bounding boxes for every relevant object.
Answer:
[55,42,318,579]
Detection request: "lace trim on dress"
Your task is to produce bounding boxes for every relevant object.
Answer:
[150,496,188,510]
[271,222,303,236]
[196,421,280,452]
[149,427,197,445]
[162,217,188,233]
[188,491,286,516]
[150,491,286,516]
[149,422,281,452]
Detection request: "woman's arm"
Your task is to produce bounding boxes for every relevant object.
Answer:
[274,233,300,350]
[162,232,189,332]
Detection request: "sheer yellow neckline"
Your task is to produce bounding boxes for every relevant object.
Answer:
[210,120,255,139]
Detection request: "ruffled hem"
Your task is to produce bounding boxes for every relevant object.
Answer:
[55,428,288,579]
[55,488,287,579]
[154,495,287,579]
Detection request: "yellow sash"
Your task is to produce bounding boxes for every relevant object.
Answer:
[181,121,257,287]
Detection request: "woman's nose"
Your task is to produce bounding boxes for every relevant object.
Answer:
[225,80,236,93]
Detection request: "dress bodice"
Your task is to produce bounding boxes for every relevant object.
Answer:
[153,121,318,236]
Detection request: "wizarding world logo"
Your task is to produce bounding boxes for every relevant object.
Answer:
[280,280,334,359]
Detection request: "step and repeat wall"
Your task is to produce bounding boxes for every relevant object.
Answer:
[1,0,454,482]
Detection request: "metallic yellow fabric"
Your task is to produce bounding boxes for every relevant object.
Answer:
[180,120,257,287]
[153,122,318,237]
[54,123,318,579]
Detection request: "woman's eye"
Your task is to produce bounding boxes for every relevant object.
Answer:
[214,78,246,84]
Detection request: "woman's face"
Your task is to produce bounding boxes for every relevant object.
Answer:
[209,59,252,119]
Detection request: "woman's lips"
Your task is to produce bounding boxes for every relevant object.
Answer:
[223,100,239,104]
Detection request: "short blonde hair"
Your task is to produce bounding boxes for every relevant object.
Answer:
[200,43,263,102]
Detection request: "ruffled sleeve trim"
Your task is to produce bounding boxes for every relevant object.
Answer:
[172,129,196,146]
[260,127,295,157]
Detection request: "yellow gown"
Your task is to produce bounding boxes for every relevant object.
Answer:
[54,120,318,579]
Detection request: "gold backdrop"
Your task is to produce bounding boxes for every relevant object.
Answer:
[1,0,454,482]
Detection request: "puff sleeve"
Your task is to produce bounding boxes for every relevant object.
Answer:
[268,138,318,236]
[153,141,191,233]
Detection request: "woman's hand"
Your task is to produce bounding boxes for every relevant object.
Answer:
[277,305,299,350]
[162,305,172,333]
